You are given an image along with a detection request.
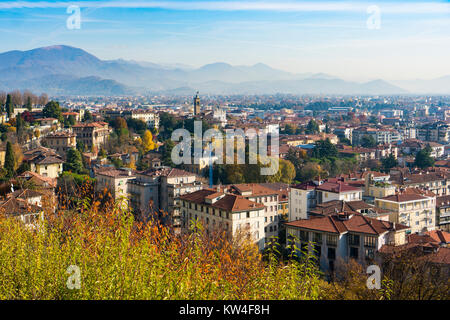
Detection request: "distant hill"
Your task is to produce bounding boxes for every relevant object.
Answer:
[0,44,413,96]
[393,76,450,94]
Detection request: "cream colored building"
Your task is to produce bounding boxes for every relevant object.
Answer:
[375,189,436,234]
[44,131,76,158]
[219,184,281,241]
[23,147,64,179]
[72,121,110,152]
[179,188,266,250]
[95,168,136,208]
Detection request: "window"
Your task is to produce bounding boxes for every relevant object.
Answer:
[348,234,360,246]
[300,230,309,242]
[313,232,322,244]
[246,211,250,218]
[364,236,377,248]
[327,234,338,247]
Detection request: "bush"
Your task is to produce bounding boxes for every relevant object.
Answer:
[0,193,323,299]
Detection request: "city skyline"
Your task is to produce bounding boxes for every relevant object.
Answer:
[0,0,449,81]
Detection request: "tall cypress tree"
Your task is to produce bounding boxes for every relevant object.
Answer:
[4,141,15,178]
[26,96,32,111]
[5,94,12,118]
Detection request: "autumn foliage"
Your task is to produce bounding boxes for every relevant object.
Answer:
[0,188,323,299]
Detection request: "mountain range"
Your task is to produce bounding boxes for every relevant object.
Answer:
[0,45,448,96]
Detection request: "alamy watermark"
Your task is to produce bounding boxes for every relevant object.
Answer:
[366,265,381,289]
[366,5,381,30]
[66,265,81,290]
[66,5,81,30]
[171,121,279,176]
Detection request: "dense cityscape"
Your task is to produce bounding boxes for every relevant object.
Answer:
[0,0,448,306]
[0,88,448,300]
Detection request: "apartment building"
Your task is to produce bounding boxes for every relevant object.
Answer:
[23,147,64,179]
[333,126,353,143]
[417,121,450,143]
[43,130,76,158]
[131,110,160,129]
[352,127,401,146]
[389,170,450,196]
[436,195,450,232]
[72,121,110,151]
[128,167,203,230]
[219,184,281,241]
[375,189,436,234]
[179,188,266,249]
[94,168,136,208]
[285,212,409,272]
[399,139,444,158]
[289,181,317,221]
[316,181,363,204]
[364,172,396,200]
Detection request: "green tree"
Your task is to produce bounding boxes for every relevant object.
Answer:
[25,96,32,111]
[283,124,296,135]
[5,94,13,119]
[68,115,76,126]
[305,119,320,134]
[312,139,338,159]
[64,148,85,174]
[83,110,93,122]
[4,141,15,178]
[161,139,175,166]
[381,154,398,172]
[43,101,63,122]
[361,135,377,148]
[414,145,434,169]
[16,113,24,143]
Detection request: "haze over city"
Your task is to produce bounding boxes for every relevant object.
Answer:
[0,0,449,82]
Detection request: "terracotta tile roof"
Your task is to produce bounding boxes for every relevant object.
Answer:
[291,181,317,190]
[379,243,450,265]
[285,212,407,235]
[380,191,429,202]
[23,147,64,164]
[316,181,362,193]
[425,230,450,244]
[262,183,289,202]
[179,188,264,212]
[0,197,42,216]
[227,183,279,196]
[436,195,450,207]
[17,171,57,188]
[95,168,135,178]
[45,131,76,138]
[309,200,382,217]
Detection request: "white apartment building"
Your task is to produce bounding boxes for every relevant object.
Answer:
[131,110,160,129]
[316,181,363,204]
[289,181,317,221]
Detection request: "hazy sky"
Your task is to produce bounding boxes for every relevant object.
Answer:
[0,0,449,81]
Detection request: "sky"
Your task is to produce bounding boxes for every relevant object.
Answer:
[0,0,449,81]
